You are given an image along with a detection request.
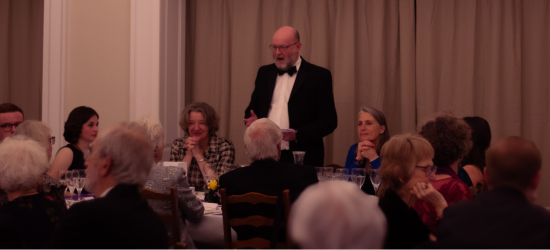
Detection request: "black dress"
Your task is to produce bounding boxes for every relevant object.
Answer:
[378,189,430,249]
[0,192,64,248]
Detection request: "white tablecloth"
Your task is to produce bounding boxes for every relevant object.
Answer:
[188,192,236,248]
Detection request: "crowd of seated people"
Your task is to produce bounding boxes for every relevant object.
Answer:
[2,100,550,249]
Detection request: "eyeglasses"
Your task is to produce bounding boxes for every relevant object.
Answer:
[269,42,299,53]
[0,122,21,132]
[415,165,437,177]
[49,136,56,145]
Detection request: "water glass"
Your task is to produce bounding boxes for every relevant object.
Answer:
[292,151,306,165]
[370,169,382,194]
[322,167,333,182]
[354,175,366,188]
[315,167,323,181]
[351,168,366,188]
[335,168,349,181]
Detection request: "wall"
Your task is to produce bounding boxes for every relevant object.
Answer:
[65,0,131,131]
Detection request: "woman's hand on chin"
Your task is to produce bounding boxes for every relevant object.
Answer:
[411,182,448,217]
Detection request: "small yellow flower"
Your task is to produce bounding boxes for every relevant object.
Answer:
[208,180,218,190]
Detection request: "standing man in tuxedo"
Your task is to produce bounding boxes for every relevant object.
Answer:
[244,26,337,167]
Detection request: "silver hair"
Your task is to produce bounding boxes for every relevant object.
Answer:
[14,120,51,152]
[97,123,153,187]
[132,116,164,149]
[0,136,49,192]
[244,118,282,162]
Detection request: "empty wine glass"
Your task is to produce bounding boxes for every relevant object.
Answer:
[322,167,333,182]
[351,168,366,188]
[336,169,349,181]
[315,167,323,181]
[76,177,85,201]
[66,171,76,200]
[370,169,382,194]
[58,170,68,192]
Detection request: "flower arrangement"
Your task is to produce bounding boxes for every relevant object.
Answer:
[204,179,221,204]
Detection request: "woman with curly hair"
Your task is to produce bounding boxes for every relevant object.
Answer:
[49,106,99,177]
[413,112,472,233]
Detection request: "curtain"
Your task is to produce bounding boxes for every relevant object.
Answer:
[0,0,44,120]
[184,0,550,205]
[184,0,415,168]
[416,0,550,205]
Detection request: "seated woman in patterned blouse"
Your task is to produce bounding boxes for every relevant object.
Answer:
[170,102,236,190]
[134,116,204,249]
[414,112,473,233]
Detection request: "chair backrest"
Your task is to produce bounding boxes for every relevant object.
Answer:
[141,187,186,249]
[221,188,292,249]
[324,163,344,172]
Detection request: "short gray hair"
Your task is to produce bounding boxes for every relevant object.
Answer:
[14,120,51,151]
[133,116,164,149]
[244,118,282,162]
[97,123,153,187]
[0,136,49,192]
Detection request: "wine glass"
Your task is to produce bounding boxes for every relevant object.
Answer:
[66,171,76,200]
[322,167,333,182]
[351,168,366,188]
[336,169,349,181]
[58,170,68,191]
[370,169,382,194]
[315,167,323,181]
[76,177,85,201]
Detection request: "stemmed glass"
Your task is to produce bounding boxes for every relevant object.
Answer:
[335,169,349,181]
[76,170,86,201]
[315,167,323,181]
[66,171,77,200]
[351,168,366,188]
[322,167,333,182]
[58,170,68,192]
[370,169,382,194]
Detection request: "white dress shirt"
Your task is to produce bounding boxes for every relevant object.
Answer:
[267,57,302,150]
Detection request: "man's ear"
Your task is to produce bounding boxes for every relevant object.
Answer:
[99,157,113,177]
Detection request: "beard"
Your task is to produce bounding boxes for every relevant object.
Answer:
[274,51,299,71]
[84,168,99,195]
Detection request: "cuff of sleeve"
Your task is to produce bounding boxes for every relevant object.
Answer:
[370,157,381,169]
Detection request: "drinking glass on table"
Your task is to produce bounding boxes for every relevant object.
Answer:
[315,167,323,181]
[76,177,85,201]
[58,170,68,192]
[66,171,77,200]
[292,151,306,165]
[351,168,366,188]
[322,167,333,182]
[335,168,349,181]
[370,169,382,194]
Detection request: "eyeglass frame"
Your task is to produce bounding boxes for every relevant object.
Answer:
[0,122,21,132]
[49,136,56,145]
[415,165,437,177]
[268,42,299,53]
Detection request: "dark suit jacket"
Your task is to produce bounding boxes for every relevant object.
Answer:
[219,159,319,241]
[245,57,337,167]
[49,184,169,249]
[422,187,550,248]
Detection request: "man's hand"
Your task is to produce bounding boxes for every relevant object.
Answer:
[243,110,258,127]
[282,129,297,141]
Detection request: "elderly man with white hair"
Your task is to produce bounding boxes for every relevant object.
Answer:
[0,136,65,248]
[133,116,204,249]
[50,123,168,248]
[219,118,318,243]
[289,181,387,249]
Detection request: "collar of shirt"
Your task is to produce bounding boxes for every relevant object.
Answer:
[100,186,115,198]
[294,56,302,72]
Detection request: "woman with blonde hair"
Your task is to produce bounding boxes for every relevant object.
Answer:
[377,134,447,249]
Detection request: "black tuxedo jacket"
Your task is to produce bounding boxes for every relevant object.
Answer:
[245,57,337,167]
[422,187,550,248]
[49,184,169,249]
[219,159,319,241]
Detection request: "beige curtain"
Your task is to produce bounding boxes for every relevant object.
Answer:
[416,0,550,205]
[0,0,43,120]
[185,0,550,205]
[185,0,415,168]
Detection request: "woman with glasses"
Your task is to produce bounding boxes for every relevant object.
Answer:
[377,134,447,249]
[414,113,473,233]
[0,121,67,212]
[49,106,99,177]
[344,106,389,195]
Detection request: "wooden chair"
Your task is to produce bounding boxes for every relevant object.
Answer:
[141,187,186,249]
[221,188,292,249]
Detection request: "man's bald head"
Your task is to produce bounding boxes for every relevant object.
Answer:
[273,26,300,43]
[486,136,541,190]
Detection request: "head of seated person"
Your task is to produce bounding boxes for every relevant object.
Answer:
[244,118,282,162]
[133,116,164,164]
[0,102,24,142]
[84,123,153,196]
[485,136,541,202]
[289,181,387,249]
[357,106,390,155]
[14,120,53,161]
[0,136,49,201]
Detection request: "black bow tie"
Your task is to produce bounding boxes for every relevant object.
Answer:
[278,66,297,76]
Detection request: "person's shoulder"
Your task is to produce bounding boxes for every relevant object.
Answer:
[213,135,234,146]
[172,136,188,144]
[301,58,331,73]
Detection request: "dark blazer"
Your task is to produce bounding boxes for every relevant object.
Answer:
[49,184,169,249]
[378,189,430,249]
[421,187,550,249]
[219,159,319,241]
[245,57,338,167]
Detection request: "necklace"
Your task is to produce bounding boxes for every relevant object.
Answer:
[72,144,83,152]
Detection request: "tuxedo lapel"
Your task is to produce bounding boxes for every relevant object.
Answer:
[289,57,308,101]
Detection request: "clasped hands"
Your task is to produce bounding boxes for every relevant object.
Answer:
[243,110,296,141]
[355,140,379,162]
[184,137,203,159]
